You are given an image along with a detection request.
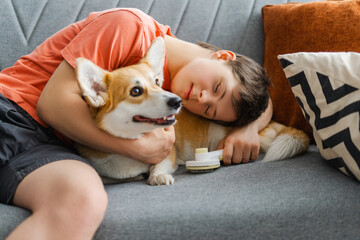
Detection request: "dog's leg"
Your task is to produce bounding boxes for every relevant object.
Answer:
[147,148,178,186]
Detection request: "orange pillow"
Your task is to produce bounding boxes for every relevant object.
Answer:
[262,1,360,139]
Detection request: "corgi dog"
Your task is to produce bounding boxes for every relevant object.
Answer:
[76,37,181,185]
[76,37,309,186]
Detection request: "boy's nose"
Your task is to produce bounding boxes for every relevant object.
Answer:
[198,90,212,104]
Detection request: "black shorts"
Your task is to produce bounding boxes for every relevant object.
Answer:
[0,94,89,204]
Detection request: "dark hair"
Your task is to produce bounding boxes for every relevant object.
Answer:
[198,42,271,127]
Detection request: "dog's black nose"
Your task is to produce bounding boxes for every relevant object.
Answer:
[167,97,182,109]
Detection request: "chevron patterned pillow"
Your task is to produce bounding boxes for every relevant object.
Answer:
[278,52,360,181]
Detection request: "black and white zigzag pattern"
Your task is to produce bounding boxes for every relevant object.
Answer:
[279,58,360,180]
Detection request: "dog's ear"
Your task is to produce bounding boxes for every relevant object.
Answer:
[76,58,109,108]
[141,37,165,85]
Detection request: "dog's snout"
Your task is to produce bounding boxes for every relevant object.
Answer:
[167,97,182,110]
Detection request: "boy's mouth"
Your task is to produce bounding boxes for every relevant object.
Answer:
[183,84,193,100]
[133,114,176,125]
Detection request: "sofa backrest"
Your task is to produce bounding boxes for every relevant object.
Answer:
[0,0,313,70]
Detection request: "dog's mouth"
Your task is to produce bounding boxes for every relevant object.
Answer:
[133,114,176,126]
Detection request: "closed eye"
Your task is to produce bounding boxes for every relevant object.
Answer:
[205,105,217,119]
[211,81,226,120]
[214,81,221,94]
[205,105,210,115]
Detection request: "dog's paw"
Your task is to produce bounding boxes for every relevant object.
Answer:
[147,174,174,186]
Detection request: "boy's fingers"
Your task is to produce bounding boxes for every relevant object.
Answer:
[216,139,225,150]
[244,143,253,163]
[242,150,251,163]
[232,146,243,164]
[222,143,233,166]
[251,145,260,160]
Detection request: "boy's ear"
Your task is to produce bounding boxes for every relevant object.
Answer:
[75,58,109,108]
[211,50,236,61]
[140,37,165,85]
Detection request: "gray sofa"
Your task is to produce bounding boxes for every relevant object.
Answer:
[1,0,360,239]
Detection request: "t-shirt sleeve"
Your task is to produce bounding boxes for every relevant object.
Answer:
[61,9,148,71]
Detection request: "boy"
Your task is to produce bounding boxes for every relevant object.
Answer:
[0,9,272,239]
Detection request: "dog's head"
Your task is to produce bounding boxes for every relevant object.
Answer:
[76,37,182,139]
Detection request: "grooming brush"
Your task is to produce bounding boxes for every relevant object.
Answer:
[185,148,223,173]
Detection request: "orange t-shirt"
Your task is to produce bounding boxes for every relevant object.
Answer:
[0,8,174,128]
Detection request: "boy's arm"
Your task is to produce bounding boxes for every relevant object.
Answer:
[37,60,175,164]
[217,98,273,165]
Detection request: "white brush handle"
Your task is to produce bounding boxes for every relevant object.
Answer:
[195,149,223,162]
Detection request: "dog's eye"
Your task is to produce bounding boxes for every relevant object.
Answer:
[155,78,160,86]
[130,86,143,97]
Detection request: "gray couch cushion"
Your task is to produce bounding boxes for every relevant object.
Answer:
[98,147,360,240]
[2,147,360,239]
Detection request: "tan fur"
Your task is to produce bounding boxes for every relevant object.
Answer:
[169,147,177,169]
[259,121,309,154]
[174,109,211,151]
[173,108,232,164]
[259,121,286,152]
[278,127,310,154]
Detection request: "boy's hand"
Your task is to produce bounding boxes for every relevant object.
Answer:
[217,122,260,165]
[216,98,272,165]
[130,126,175,165]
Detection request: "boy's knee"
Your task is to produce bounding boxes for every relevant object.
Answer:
[53,183,107,238]
[52,172,108,230]
[78,184,108,215]
[66,179,108,222]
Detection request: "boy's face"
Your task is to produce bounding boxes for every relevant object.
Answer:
[170,58,239,122]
